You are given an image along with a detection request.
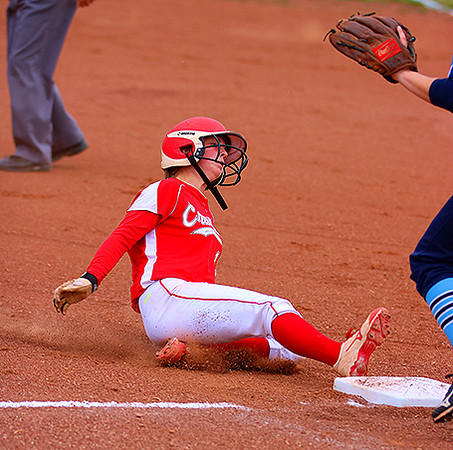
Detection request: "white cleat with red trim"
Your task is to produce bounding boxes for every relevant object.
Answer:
[333,307,391,377]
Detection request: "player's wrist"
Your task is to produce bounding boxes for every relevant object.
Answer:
[392,69,411,82]
[81,272,99,292]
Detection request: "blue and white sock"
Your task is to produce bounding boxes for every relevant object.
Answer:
[426,278,453,346]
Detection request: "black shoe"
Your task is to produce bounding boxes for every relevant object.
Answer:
[432,374,453,423]
[0,155,51,172]
[52,139,88,163]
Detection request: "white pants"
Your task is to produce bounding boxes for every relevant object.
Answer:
[138,278,301,354]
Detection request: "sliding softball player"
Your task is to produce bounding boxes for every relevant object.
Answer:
[53,116,390,377]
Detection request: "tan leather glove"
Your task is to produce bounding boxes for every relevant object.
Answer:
[53,278,94,315]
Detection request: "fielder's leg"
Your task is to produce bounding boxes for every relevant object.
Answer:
[410,195,453,346]
[409,195,453,421]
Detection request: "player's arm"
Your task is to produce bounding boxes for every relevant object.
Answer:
[53,210,160,314]
[391,25,433,104]
[393,68,453,113]
[391,70,436,103]
[393,27,453,113]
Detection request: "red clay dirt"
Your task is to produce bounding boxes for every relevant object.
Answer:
[1,0,452,448]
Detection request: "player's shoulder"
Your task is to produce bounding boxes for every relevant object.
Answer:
[130,179,160,202]
[159,177,183,190]
[158,177,189,199]
[128,179,163,211]
[129,178,188,214]
[136,178,184,198]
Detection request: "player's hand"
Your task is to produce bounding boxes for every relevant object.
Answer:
[53,278,93,315]
[397,25,408,47]
[391,26,411,82]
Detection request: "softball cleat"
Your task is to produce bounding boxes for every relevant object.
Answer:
[156,337,188,365]
[432,374,453,423]
[333,307,391,377]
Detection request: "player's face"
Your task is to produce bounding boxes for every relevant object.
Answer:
[198,136,228,182]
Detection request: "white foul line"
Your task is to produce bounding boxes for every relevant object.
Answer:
[0,401,250,410]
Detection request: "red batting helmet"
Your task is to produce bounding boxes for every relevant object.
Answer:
[161,116,248,187]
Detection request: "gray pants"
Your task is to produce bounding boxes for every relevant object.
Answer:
[7,0,84,164]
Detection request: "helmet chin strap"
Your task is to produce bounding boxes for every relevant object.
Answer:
[187,154,228,210]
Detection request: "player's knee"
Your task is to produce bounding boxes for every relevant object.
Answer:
[269,297,298,315]
[409,252,429,295]
[409,252,421,281]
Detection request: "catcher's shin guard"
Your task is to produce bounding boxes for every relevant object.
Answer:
[156,337,188,365]
[333,307,391,376]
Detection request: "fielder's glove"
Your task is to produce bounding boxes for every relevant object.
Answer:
[325,12,417,83]
[53,273,98,315]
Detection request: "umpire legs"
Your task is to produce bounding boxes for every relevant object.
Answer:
[7,0,85,165]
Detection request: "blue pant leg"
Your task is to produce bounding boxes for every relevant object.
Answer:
[7,0,81,164]
[410,195,453,298]
[51,84,85,152]
[410,195,453,346]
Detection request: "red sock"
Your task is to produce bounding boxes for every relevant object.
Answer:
[209,338,270,358]
[271,313,341,366]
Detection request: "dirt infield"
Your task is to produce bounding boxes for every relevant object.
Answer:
[1,0,453,447]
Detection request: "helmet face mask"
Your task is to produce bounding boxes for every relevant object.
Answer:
[193,132,247,186]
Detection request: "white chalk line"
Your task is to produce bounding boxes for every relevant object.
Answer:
[0,400,251,410]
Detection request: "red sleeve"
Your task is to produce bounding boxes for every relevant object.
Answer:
[87,210,160,283]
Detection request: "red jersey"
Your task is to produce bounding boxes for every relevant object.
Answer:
[87,178,223,312]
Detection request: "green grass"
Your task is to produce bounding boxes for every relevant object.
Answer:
[235,0,453,10]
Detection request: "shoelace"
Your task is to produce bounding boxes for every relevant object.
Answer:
[345,327,357,339]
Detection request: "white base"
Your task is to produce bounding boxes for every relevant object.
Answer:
[334,376,450,407]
